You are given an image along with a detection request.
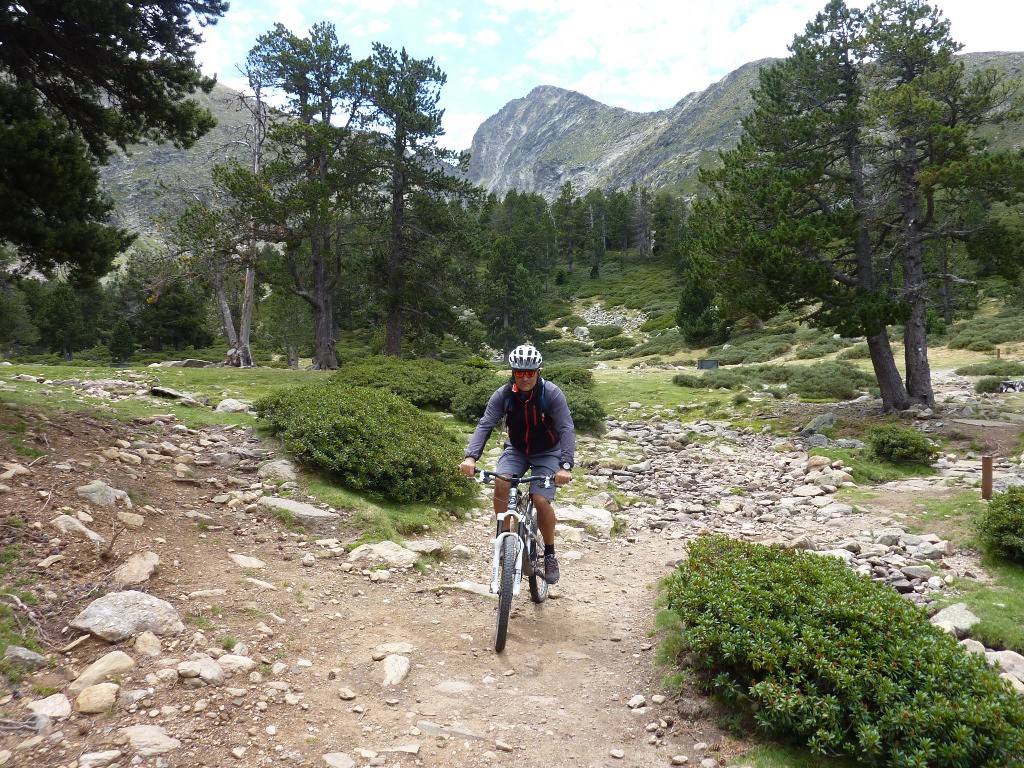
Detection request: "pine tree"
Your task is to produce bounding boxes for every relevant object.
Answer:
[108,319,136,363]
[0,1,226,281]
[692,0,1024,411]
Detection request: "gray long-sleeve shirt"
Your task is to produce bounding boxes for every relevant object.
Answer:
[465,378,576,467]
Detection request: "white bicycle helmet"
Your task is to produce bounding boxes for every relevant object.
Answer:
[508,344,542,370]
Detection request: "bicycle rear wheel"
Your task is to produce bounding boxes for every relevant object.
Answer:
[526,514,549,604]
[494,535,516,653]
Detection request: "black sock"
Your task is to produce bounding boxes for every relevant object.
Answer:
[545,544,555,557]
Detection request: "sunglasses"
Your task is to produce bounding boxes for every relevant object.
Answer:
[513,370,538,379]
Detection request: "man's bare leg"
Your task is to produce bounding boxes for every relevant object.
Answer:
[531,493,556,545]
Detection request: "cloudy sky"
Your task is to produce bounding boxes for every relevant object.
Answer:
[195,0,1024,151]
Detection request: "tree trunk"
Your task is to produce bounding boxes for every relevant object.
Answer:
[310,297,338,369]
[237,268,256,368]
[214,269,242,366]
[867,332,910,412]
[383,156,405,357]
[903,298,935,407]
[306,249,338,369]
[899,143,935,408]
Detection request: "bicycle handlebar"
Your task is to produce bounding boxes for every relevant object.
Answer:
[476,470,552,489]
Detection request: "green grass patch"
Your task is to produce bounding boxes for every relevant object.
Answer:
[809,447,936,484]
[902,491,986,545]
[596,368,722,414]
[953,556,1024,654]
[674,361,877,402]
[346,503,454,546]
[945,313,1024,351]
[730,745,858,768]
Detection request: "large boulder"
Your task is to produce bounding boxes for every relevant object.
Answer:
[70,591,184,643]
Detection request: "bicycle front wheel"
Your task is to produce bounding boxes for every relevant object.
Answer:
[527,522,549,604]
[494,535,516,653]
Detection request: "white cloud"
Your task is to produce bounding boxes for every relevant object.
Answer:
[473,28,501,47]
[440,110,488,151]
[426,31,468,48]
[476,76,503,93]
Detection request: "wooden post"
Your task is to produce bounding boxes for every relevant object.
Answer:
[996,347,1001,359]
[982,455,993,500]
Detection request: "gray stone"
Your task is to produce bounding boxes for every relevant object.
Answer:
[177,654,225,686]
[76,480,131,507]
[929,603,981,637]
[382,655,411,686]
[134,631,162,658]
[322,754,356,768]
[258,459,297,482]
[348,541,420,568]
[112,551,160,586]
[26,694,71,719]
[69,651,135,695]
[77,683,119,714]
[557,504,615,536]
[217,654,257,674]
[987,650,1024,681]
[257,495,338,523]
[50,514,104,544]
[800,412,836,436]
[228,553,266,569]
[78,751,124,768]
[3,645,45,668]
[71,590,184,642]
[120,725,182,755]
[215,398,250,413]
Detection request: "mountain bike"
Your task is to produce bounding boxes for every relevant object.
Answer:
[476,470,552,652]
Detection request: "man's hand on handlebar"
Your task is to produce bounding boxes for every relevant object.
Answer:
[554,468,572,486]
[458,457,477,476]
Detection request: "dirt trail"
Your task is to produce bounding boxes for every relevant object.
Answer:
[0,407,742,768]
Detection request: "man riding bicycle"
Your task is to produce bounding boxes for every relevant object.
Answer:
[459,344,576,584]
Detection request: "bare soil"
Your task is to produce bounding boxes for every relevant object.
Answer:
[0,406,745,768]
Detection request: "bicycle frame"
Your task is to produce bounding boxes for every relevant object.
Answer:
[491,485,525,596]
[478,471,549,596]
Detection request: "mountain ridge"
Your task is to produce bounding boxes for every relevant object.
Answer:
[100,52,1024,231]
[466,51,1024,200]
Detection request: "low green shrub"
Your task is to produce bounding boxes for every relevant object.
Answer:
[782,362,875,400]
[639,313,677,332]
[541,338,592,360]
[794,337,849,360]
[978,486,1024,563]
[450,376,505,423]
[712,333,794,365]
[867,424,936,464]
[587,324,622,341]
[946,314,1024,351]
[629,329,690,358]
[975,376,1007,394]
[553,314,586,329]
[329,357,489,410]
[955,360,1024,377]
[593,334,636,350]
[561,383,606,435]
[256,383,474,504]
[672,361,874,401]
[837,342,871,360]
[660,536,1024,767]
[542,364,595,390]
[673,369,751,390]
